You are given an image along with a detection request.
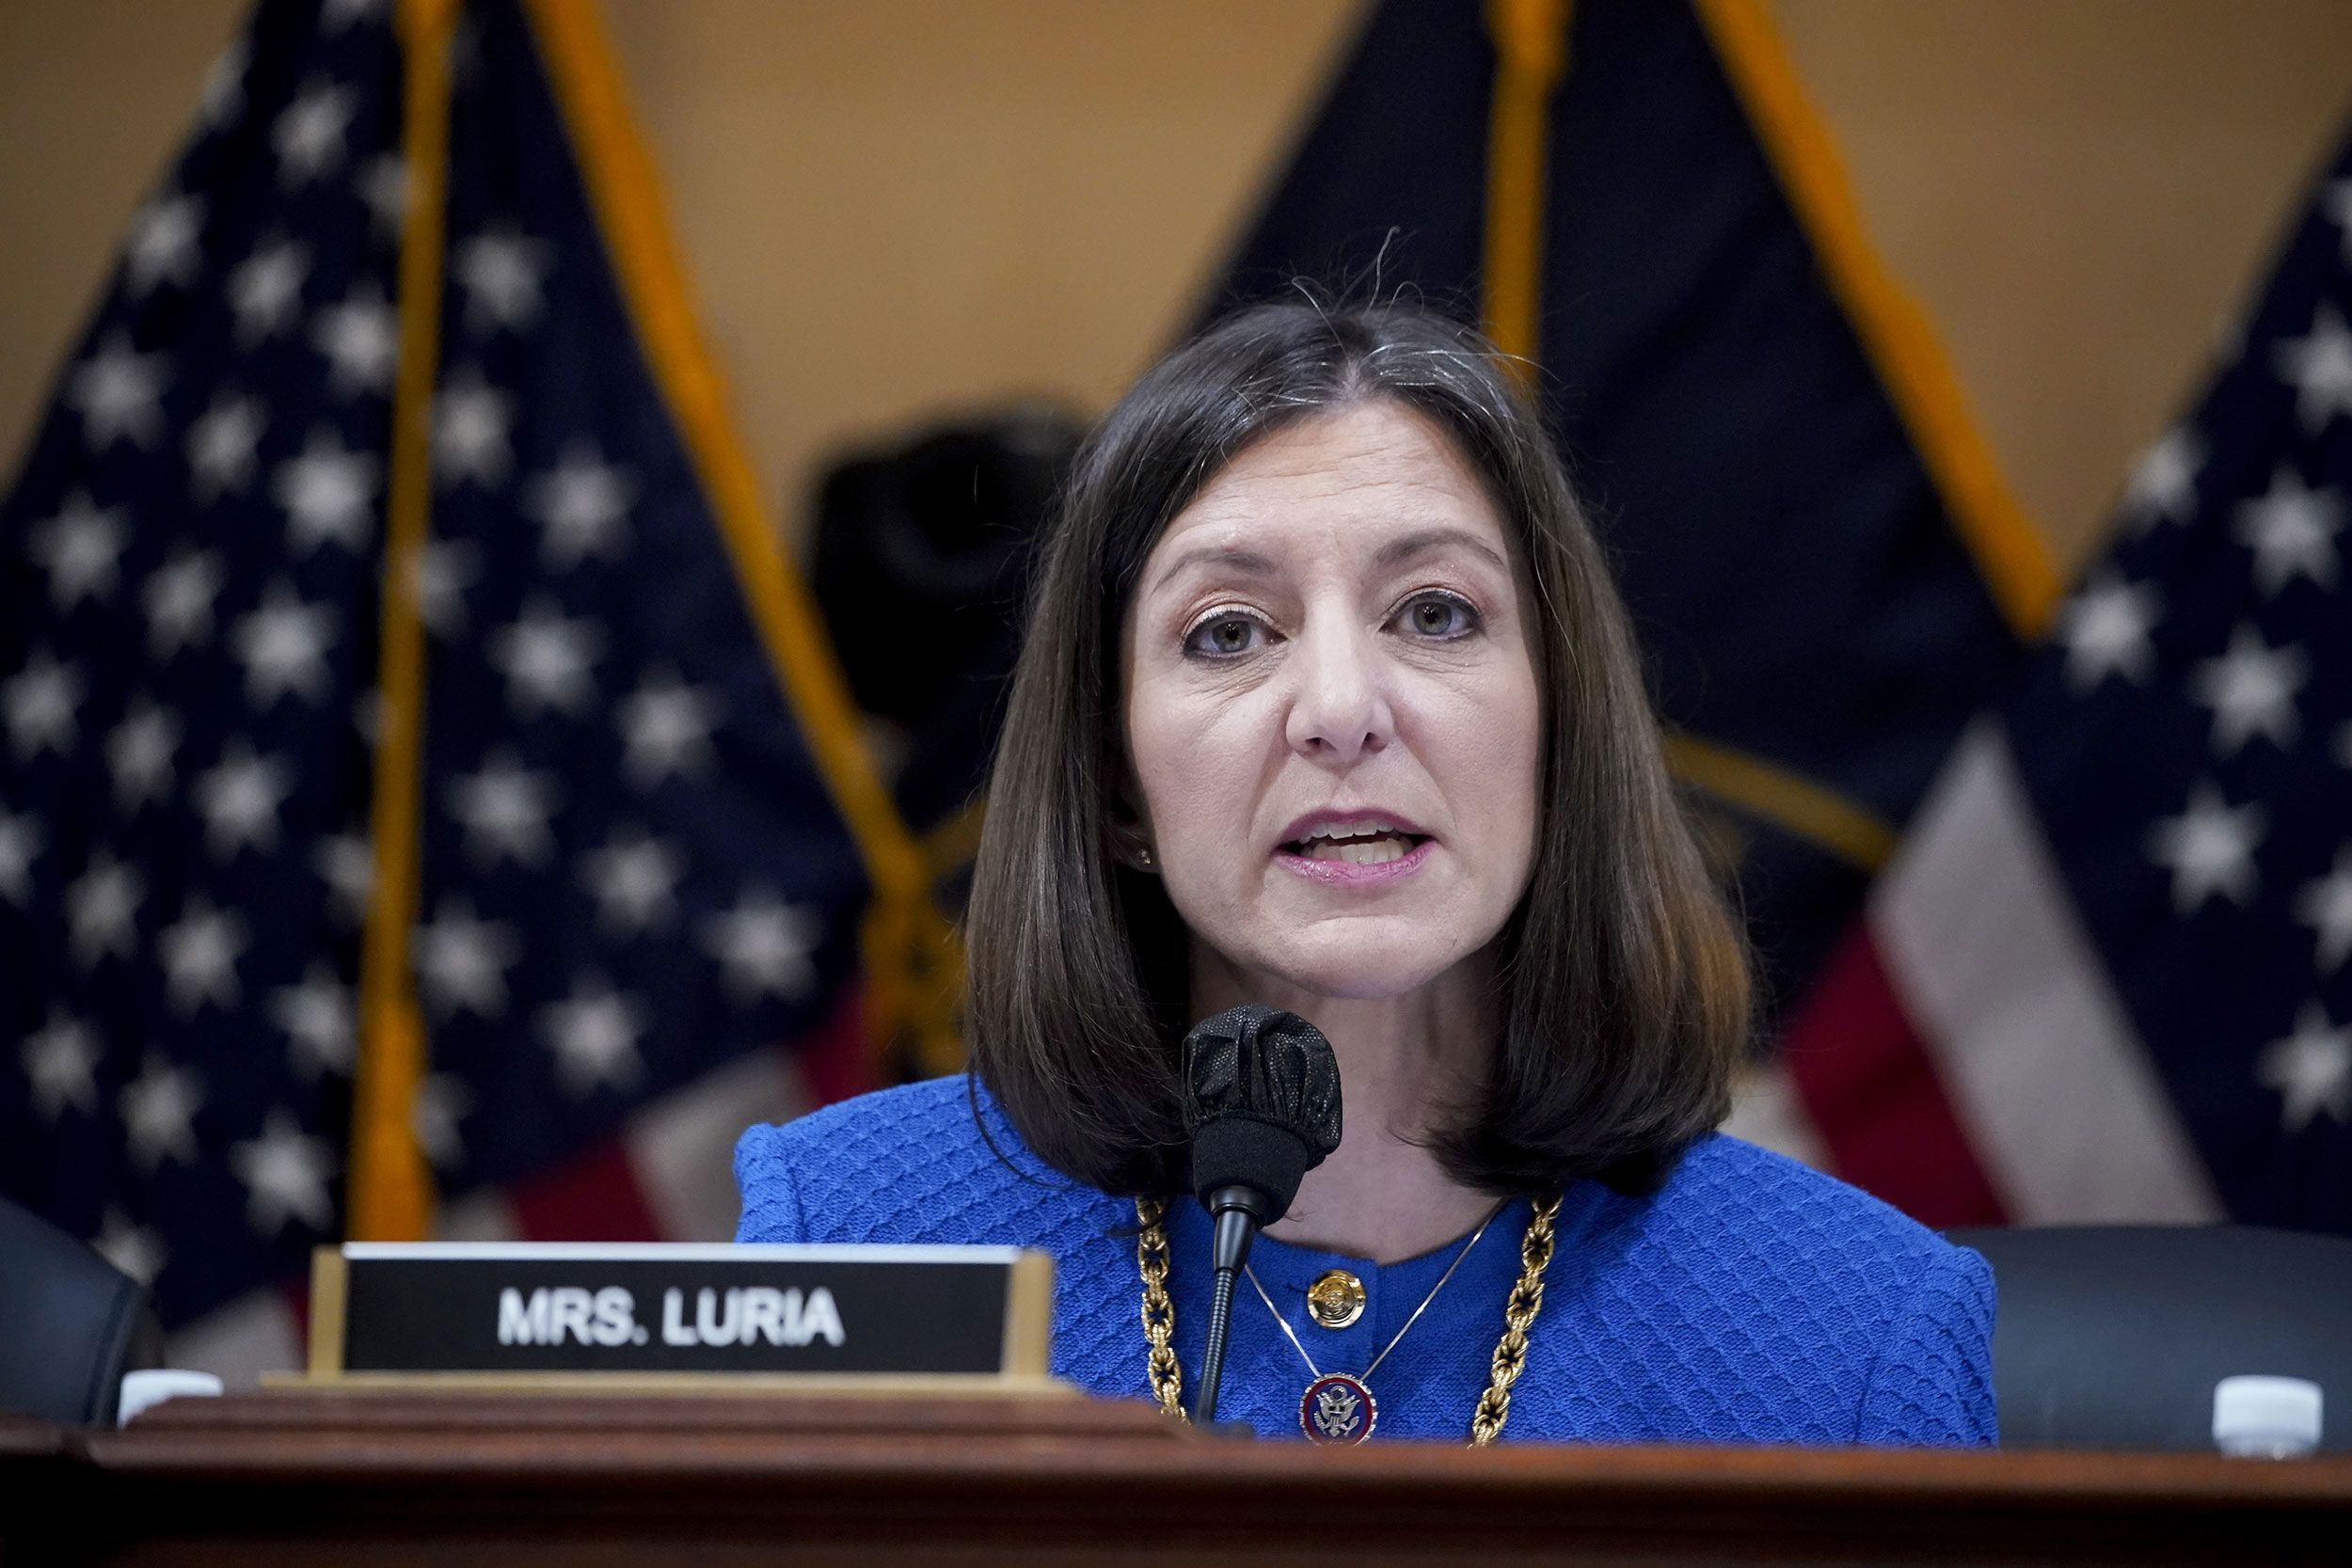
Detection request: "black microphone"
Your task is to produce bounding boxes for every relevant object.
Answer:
[1180,1004,1343,1427]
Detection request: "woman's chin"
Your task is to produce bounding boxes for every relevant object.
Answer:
[1256,938,1466,1004]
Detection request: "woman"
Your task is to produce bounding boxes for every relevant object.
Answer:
[736,300,1995,1446]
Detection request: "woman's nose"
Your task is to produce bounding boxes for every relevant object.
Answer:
[1283,617,1393,764]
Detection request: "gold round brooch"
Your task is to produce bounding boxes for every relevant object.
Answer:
[1305,1268,1367,1329]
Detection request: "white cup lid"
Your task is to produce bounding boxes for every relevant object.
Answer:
[117,1369,226,1427]
[2212,1375,2323,1447]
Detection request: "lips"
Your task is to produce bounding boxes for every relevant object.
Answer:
[1273,810,1435,878]
[1273,836,1434,887]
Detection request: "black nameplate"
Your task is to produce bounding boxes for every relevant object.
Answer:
[309,1243,1053,1380]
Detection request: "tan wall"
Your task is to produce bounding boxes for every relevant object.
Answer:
[1771,0,2352,576]
[4,0,2349,579]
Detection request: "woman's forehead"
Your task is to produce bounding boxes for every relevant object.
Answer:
[1145,403,1508,578]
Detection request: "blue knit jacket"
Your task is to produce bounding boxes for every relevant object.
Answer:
[734,1074,1996,1446]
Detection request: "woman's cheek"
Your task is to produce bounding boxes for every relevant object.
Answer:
[1157,752,1243,868]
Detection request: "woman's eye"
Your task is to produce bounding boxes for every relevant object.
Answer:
[1396,593,1478,641]
[1184,612,1266,658]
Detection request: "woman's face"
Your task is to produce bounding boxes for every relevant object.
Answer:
[1121,400,1544,1001]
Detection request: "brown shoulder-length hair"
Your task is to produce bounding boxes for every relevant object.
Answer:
[964,298,1750,1199]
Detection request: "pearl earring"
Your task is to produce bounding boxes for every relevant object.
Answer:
[1136,847,1154,868]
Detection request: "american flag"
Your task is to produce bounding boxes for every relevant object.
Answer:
[2,0,892,1378]
[1770,127,2352,1230]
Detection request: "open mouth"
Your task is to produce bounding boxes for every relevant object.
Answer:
[1279,825,1432,866]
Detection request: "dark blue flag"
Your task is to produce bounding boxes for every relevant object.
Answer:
[1206,0,2051,1017]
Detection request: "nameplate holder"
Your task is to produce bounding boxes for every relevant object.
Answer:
[301,1243,1056,1391]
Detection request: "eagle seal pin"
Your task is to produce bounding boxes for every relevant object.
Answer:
[1300,1371,1377,1444]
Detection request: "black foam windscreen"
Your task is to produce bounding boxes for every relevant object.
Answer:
[1181,1005,1343,1217]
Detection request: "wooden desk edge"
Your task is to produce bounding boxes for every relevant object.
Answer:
[56,1392,2352,1510]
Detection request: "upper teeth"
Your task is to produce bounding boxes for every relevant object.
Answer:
[1304,821,1399,843]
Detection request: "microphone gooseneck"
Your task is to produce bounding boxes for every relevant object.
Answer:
[1179,1004,1343,1427]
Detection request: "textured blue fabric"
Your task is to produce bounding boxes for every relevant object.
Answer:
[735,1076,1996,1446]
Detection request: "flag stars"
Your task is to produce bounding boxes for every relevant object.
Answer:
[581,830,685,937]
[187,392,267,502]
[447,751,561,867]
[312,285,397,396]
[488,596,605,717]
[434,368,513,487]
[230,1110,337,1236]
[315,831,374,923]
[412,537,480,636]
[415,897,522,1020]
[524,445,634,566]
[107,701,182,812]
[231,584,340,705]
[65,850,143,969]
[704,890,818,1003]
[21,1008,101,1121]
[2147,782,2265,915]
[273,79,356,186]
[194,742,294,858]
[2233,467,2343,595]
[93,1211,165,1287]
[4,652,84,761]
[144,549,226,659]
[120,1056,204,1170]
[619,669,722,787]
[359,153,407,238]
[271,964,356,1080]
[159,897,247,1015]
[2273,303,2352,433]
[229,236,311,344]
[2255,1004,2352,1134]
[125,191,204,295]
[539,976,647,1097]
[2123,428,2203,529]
[413,1073,472,1169]
[27,492,130,610]
[2296,847,2352,975]
[66,333,167,450]
[2188,626,2305,754]
[454,225,551,333]
[273,428,380,552]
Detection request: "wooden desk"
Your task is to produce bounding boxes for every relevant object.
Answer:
[3,1391,2348,1565]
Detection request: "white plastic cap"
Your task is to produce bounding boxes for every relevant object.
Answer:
[116,1369,225,1427]
[2212,1375,2323,1457]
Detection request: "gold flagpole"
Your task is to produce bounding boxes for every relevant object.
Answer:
[349,0,459,1242]
[1693,0,2056,636]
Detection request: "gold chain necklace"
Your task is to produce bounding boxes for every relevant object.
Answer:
[1134,1193,1562,1446]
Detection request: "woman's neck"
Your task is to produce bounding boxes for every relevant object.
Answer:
[1189,947,1500,1264]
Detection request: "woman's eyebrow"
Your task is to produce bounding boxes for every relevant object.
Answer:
[1374,526,1509,574]
[1146,545,1277,596]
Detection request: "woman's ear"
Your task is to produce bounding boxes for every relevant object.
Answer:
[1104,809,1158,874]
[1105,732,1159,873]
